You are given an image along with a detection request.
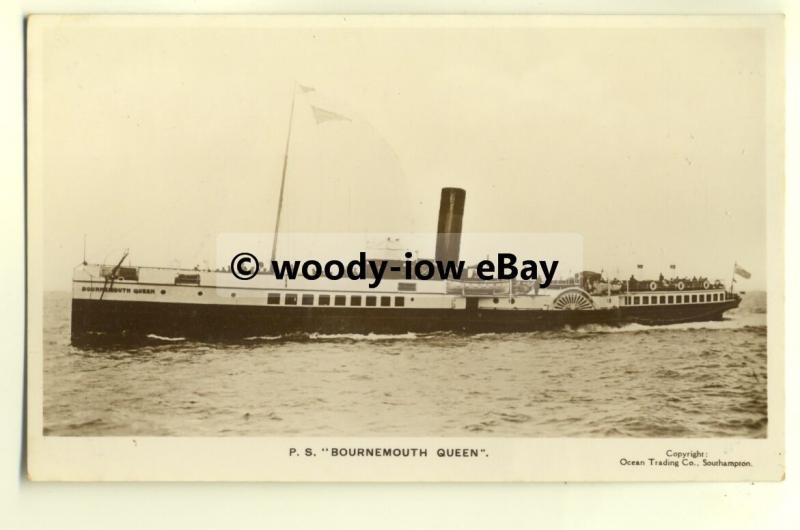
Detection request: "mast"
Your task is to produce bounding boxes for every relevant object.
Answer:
[270,82,298,265]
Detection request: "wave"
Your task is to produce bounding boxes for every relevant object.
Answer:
[571,316,766,334]
[466,316,765,339]
[308,332,421,341]
[145,334,186,342]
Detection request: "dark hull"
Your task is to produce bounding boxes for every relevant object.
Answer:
[71,297,741,344]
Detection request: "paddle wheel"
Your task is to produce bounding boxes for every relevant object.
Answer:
[552,288,594,310]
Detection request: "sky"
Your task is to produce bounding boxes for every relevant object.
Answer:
[31,17,776,290]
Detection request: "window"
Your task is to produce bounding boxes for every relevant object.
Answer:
[302,294,314,306]
[351,295,362,306]
[380,296,391,307]
[668,296,674,304]
[713,293,718,301]
[691,294,697,303]
[395,296,405,307]
[366,296,377,307]
[398,282,417,292]
[633,296,640,304]
[676,295,682,303]
[335,295,346,306]
[651,296,657,304]
[318,295,330,306]
[268,293,281,305]
[642,296,649,305]
[285,294,297,305]
[659,296,666,304]
[700,294,706,302]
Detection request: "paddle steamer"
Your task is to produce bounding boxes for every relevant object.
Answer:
[69,88,742,342]
[71,187,741,342]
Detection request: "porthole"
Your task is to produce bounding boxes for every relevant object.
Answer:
[510,298,515,304]
[160,289,166,295]
[230,292,236,298]
[198,291,203,296]
[493,297,499,304]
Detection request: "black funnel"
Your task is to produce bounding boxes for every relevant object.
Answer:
[435,187,466,265]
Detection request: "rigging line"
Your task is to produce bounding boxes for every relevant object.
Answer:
[270,82,298,265]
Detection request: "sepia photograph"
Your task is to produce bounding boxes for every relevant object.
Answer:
[25,14,784,481]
